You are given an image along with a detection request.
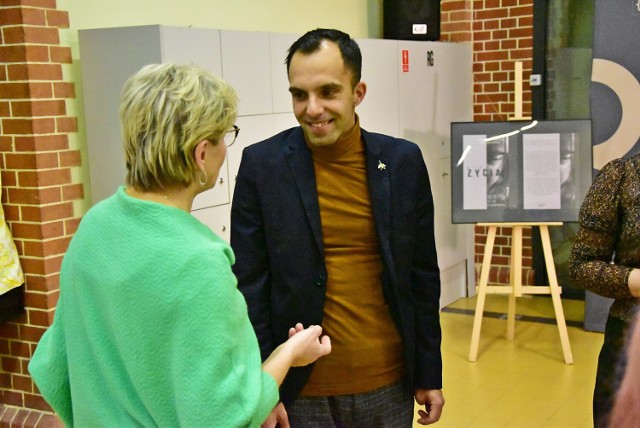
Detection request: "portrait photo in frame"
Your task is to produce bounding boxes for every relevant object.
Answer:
[450,119,592,224]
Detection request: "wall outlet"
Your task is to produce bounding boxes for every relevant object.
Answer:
[530,74,542,86]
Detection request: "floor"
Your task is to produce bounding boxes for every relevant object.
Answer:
[414,294,603,428]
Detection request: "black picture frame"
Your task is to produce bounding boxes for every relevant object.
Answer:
[450,119,592,224]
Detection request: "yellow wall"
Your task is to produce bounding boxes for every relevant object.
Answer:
[59,0,380,36]
[57,0,382,211]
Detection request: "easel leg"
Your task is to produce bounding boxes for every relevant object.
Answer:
[469,226,497,361]
[539,225,574,364]
[507,226,523,340]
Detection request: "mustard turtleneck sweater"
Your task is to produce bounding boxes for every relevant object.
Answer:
[301,117,404,396]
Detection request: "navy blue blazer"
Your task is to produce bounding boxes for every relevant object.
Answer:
[230,126,442,405]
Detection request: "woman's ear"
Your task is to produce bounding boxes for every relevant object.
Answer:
[194,139,208,171]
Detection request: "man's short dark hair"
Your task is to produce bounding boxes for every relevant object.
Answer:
[286,28,362,87]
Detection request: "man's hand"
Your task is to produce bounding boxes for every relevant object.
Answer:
[415,389,444,425]
[261,402,289,428]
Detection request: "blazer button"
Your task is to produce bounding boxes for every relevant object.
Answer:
[315,276,325,287]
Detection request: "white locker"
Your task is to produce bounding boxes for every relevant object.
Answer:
[272,112,299,134]
[270,32,300,114]
[220,31,272,116]
[160,26,222,77]
[79,25,169,206]
[356,38,400,136]
[431,42,474,159]
[191,204,230,242]
[192,159,230,210]
[397,40,474,307]
[228,115,277,202]
[228,113,298,204]
[398,41,439,147]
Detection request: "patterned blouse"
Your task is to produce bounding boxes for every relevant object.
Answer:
[569,155,640,323]
[0,172,23,296]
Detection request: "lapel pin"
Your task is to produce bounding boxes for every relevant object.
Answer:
[378,160,386,171]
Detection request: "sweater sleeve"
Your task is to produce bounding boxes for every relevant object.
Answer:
[149,243,279,427]
[28,298,73,426]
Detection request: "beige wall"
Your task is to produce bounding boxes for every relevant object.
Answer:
[59,0,380,36]
[57,0,383,212]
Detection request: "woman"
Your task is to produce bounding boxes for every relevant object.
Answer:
[29,63,331,427]
[609,311,640,427]
[569,155,640,427]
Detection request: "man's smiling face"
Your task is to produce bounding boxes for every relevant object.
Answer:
[288,40,366,147]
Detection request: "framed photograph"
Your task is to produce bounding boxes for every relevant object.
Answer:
[450,119,592,224]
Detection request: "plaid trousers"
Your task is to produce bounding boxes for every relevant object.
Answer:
[286,381,414,428]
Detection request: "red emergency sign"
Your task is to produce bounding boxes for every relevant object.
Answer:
[402,49,409,72]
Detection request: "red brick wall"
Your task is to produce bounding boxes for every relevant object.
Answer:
[441,0,535,286]
[471,0,534,121]
[0,0,80,425]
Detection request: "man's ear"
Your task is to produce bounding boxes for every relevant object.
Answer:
[354,81,367,107]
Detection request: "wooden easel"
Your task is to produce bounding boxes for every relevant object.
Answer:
[467,224,574,365]
[468,63,573,364]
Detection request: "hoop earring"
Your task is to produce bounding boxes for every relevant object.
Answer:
[198,170,208,188]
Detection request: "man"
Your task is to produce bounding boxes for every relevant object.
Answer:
[231,28,444,427]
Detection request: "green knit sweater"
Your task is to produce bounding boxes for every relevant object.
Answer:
[29,186,278,427]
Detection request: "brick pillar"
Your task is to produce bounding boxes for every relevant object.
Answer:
[441,0,473,42]
[0,0,81,426]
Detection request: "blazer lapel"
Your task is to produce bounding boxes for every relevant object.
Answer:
[284,133,324,256]
[364,131,396,278]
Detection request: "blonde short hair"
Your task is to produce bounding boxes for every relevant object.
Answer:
[119,63,237,192]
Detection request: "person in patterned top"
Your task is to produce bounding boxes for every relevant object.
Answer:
[570,154,640,427]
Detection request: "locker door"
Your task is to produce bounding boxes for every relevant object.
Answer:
[356,38,400,136]
[79,25,165,205]
[162,26,229,211]
[272,112,299,136]
[221,31,272,116]
[397,41,473,307]
[270,32,300,114]
[160,27,222,76]
[227,115,276,202]
[191,204,231,243]
[192,159,230,210]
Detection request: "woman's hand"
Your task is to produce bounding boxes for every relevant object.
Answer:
[628,269,640,297]
[285,324,331,367]
[262,324,331,386]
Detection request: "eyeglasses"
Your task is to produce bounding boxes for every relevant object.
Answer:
[224,125,240,147]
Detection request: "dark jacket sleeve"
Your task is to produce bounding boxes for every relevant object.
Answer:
[409,149,442,389]
[385,140,442,390]
[231,148,275,360]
